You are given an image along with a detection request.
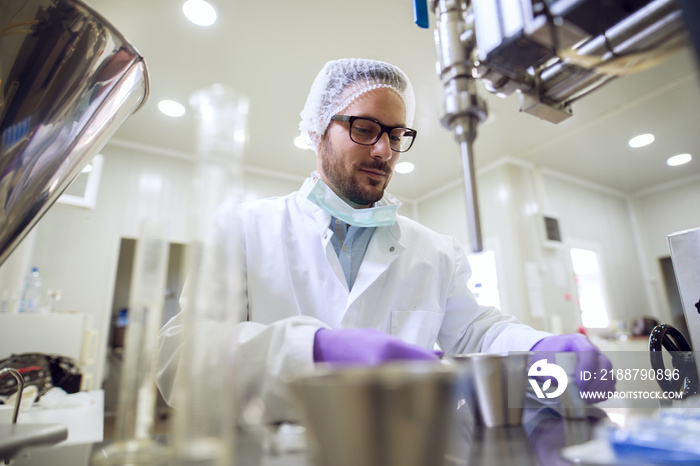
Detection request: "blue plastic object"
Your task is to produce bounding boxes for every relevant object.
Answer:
[608,416,700,466]
[413,0,429,28]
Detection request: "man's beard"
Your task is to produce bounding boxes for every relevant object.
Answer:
[319,138,392,207]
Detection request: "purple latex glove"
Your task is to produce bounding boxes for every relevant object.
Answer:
[313,328,440,365]
[530,333,614,402]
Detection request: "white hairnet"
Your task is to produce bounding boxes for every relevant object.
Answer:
[299,58,415,153]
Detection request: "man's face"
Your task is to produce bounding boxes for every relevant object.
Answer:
[317,88,406,208]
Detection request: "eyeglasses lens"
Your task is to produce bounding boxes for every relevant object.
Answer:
[349,119,414,152]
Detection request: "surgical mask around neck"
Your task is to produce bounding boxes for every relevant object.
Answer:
[306,176,398,227]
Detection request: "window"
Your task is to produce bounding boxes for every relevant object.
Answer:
[58,154,104,209]
[570,247,610,328]
[467,250,501,308]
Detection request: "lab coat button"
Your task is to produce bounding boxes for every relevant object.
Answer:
[389,246,395,252]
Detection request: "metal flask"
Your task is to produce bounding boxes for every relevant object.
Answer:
[0,0,149,266]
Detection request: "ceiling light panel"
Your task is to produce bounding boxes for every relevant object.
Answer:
[667,153,692,166]
[183,0,217,27]
[628,133,654,148]
[158,100,186,117]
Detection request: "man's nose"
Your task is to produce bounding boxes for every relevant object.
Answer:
[370,132,393,160]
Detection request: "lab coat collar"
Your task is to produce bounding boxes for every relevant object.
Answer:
[298,177,332,231]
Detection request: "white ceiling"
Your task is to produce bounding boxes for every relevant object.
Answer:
[90,0,700,201]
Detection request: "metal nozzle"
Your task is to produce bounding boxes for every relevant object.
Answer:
[432,0,487,252]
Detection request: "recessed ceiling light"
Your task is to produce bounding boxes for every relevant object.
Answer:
[183,0,217,26]
[395,161,414,174]
[158,99,186,117]
[628,133,654,148]
[667,153,692,166]
[294,135,312,150]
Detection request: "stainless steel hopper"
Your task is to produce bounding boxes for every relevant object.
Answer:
[0,0,149,266]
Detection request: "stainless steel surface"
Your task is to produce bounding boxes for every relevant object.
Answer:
[228,398,611,466]
[451,353,530,427]
[0,423,68,463]
[0,403,613,465]
[0,368,24,424]
[467,0,686,110]
[667,227,700,379]
[292,362,456,466]
[427,0,689,250]
[0,0,149,266]
[554,352,588,419]
[459,137,482,252]
[431,0,487,252]
[542,0,685,105]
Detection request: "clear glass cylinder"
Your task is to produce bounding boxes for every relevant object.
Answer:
[170,84,249,466]
[92,207,170,463]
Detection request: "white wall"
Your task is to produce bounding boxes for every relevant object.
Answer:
[415,158,681,336]
[416,164,539,326]
[543,172,653,326]
[634,178,700,257]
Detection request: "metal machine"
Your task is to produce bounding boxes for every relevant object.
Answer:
[649,228,700,398]
[414,0,696,252]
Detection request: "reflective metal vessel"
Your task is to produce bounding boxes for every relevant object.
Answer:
[0,0,149,266]
[292,362,456,466]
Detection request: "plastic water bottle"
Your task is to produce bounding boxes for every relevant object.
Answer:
[19,267,42,313]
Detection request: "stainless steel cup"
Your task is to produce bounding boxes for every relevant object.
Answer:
[292,362,456,466]
[451,353,530,427]
[553,352,587,419]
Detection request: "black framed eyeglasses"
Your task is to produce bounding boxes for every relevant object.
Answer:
[331,115,417,152]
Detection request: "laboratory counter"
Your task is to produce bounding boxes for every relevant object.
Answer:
[204,403,655,466]
[7,392,672,465]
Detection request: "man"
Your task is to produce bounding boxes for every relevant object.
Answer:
[157,58,613,422]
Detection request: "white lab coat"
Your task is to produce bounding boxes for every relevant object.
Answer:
[156,176,551,423]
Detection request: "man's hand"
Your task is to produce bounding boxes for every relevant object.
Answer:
[313,328,439,365]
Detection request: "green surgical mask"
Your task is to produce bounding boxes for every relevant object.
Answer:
[306,175,399,227]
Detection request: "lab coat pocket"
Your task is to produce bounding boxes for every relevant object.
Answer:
[390,310,444,349]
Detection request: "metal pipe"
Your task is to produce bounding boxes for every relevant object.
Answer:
[460,136,482,253]
[577,0,680,56]
[0,368,24,424]
[539,0,684,103]
[540,65,601,103]
[432,0,487,252]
